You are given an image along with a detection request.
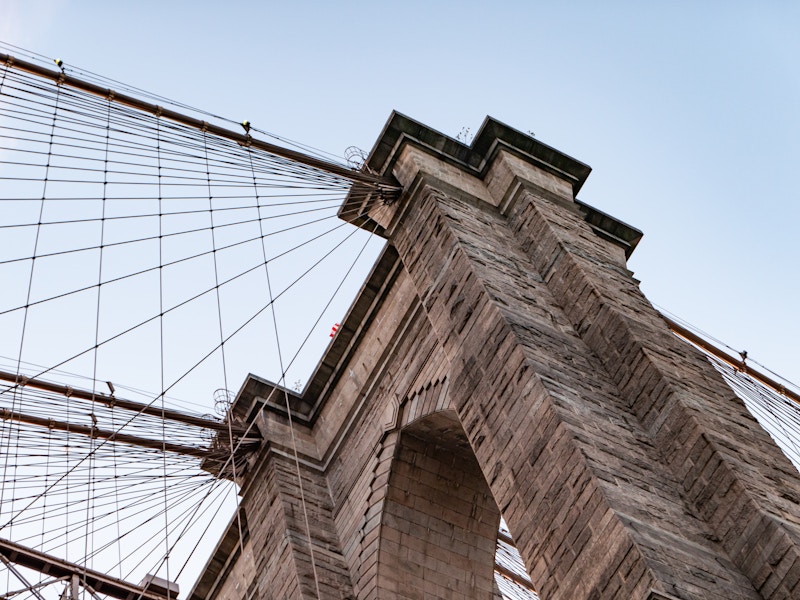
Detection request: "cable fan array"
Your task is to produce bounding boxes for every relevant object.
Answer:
[709,357,800,470]
[660,312,800,473]
[2,43,800,600]
[0,51,388,599]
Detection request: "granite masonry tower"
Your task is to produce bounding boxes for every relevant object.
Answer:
[191,114,800,600]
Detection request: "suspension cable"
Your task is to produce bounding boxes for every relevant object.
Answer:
[0,51,399,195]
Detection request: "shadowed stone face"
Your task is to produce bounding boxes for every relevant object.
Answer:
[378,411,501,599]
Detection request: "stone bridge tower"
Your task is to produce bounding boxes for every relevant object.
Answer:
[191,114,800,600]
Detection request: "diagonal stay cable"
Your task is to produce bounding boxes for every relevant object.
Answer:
[0,209,366,317]
[0,204,346,267]
[0,222,363,532]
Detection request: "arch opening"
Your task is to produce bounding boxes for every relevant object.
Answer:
[377,410,501,599]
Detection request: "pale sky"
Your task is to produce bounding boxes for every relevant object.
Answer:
[0,2,799,596]
[1,0,798,385]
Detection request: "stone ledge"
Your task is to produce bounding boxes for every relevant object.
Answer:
[227,244,402,427]
[575,198,643,259]
[366,112,592,194]
[340,112,642,260]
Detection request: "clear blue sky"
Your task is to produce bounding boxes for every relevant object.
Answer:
[2,0,799,385]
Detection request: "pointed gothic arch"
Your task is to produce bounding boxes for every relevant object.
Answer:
[378,408,501,599]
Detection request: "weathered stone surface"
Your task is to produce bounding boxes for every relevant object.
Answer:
[191,114,800,600]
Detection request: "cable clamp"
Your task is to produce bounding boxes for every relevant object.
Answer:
[4,55,13,68]
[48,418,56,430]
[64,386,73,398]
[239,121,252,146]
[154,105,163,118]
[56,71,66,86]
[200,121,209,132]
[107,89,115,102]
[17,375,28,387]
